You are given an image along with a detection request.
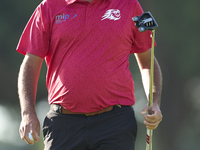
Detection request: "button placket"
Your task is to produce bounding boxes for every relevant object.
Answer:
[86,4,93,27]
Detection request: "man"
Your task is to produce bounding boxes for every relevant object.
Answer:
[17,0,162,149]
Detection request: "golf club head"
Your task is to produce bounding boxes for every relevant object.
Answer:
[132,11,158,32]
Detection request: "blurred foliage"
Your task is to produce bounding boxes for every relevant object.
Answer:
[0,0,200,150]
[0,0,48,105]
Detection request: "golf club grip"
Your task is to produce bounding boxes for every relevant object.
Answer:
[146,129,153,150]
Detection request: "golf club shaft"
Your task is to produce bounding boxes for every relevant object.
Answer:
[146,29,155,150]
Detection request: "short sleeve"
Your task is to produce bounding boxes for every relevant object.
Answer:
[16,5,49,58]
[130,1,156,54]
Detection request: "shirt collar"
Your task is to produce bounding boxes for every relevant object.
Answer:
[65,0,76,5]
[65,0,111,5]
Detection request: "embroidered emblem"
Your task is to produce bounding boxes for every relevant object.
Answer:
[101,9,121,21]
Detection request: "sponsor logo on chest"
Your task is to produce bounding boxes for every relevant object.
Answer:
[101,9,121,21]
[55,13,77,24]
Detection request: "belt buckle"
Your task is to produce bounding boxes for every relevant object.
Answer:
[85,112,96,116]
[85,113,89,116]
[116,104,121,108]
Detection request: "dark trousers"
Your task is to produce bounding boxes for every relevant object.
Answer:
[43,105,137,150]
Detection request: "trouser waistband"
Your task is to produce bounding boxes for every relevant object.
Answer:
[50,104,122,116]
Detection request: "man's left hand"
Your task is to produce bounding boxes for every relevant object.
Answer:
[141,103,163,129]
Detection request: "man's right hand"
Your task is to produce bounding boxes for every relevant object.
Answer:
[19,113,40,144]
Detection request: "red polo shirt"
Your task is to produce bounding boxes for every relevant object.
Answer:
[17,0,154,113]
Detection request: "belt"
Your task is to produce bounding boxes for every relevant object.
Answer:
[51,104,121,116]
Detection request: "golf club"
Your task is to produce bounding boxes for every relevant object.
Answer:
[132,11,158,150]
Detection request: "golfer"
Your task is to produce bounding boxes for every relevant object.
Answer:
[17,0,163,149]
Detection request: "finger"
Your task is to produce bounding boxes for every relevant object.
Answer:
[144,120,159,129]
[22,124,35,145]
[144,115,156,123]
[24,131,34,145]
[31,129,40,142]
[141,105,149,115]
[145,114,162,124]
[141,110,147,115]
[19,121,26,138]
[146,114,156,120]
[144,119,161,126]
[144,115,162,128]
[146,125,157,130]
[147,111,163,121]
[25,138,34,145]
[36,124,41,141]
[19,122,29,141]
[19,125,24,140]
[30,122,40,142]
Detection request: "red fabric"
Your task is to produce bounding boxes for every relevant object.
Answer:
[17,0,154,113]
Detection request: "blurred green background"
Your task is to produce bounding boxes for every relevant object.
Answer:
[0,0,200,150]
